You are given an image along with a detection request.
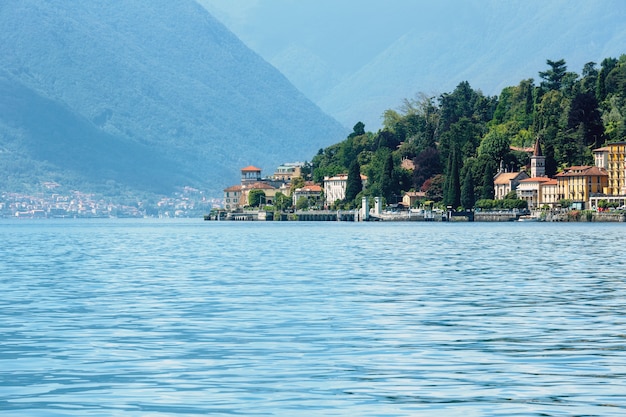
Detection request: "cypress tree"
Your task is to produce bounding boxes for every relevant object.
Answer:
[444,146,461,208]
[461,171,475,209]
[481,162,495,200]
[345,159,362,203]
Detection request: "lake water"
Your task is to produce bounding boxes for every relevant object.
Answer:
[1,219,626,416]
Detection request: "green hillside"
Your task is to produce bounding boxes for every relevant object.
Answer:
[313,56,626,209]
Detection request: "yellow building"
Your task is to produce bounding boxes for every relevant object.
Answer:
[555,166,608,209]
[606,141,626,195]
[272,163,303,182]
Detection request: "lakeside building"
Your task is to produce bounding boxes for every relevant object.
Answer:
[593,146,609,171]
[224,164,296,209]
[223,185,243,211]
[323,174,368,207]
[240,165,262,184]
[515,138,557,209]
[292,183,323,206]
[272,163,303,182]
[401,191,425,208]
[588,142,626,209]
[605,141,626,195]
[517,177,554,209]
[494,171,529,199]
[555,166,608,209]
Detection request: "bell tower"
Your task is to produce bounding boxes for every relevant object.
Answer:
[530,138,545,177]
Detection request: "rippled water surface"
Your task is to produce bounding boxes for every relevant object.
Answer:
[1,219,626,416]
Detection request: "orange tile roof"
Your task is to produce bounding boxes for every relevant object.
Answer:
[299,185,322,192]
[241,165,262,172]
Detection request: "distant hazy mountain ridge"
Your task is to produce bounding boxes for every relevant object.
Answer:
[0,0,346,196]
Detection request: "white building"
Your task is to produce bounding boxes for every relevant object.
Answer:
[323,174,367,207]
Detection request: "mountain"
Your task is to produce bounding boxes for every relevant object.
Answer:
[200,0,626,131]
[0,0,347,197]
[319,0,626,129]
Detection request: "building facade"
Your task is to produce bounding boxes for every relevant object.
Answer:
[555,166,608,209]
[493,171,529,199]
[292,184,323,206]
[606,141,626,195]
[323,174,367,206]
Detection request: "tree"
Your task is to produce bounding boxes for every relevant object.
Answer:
[461,170,475,209]
[350,121,366,137]
[539,59,568,91]
[581,62,598,95]
[568,92,604,150]
[289,176,306,193]
[481,162,495,200]
[596,57,618,101]
[274,192,291,211]
[248,189,265,207]
[423,174,444,202]
[443,145,461,208]
[412,147,441,190]
[478,128,511,166]
[381,152,395,201]
[345,159,362,203]
[296,196,309,210]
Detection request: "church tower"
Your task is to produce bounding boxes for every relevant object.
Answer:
[530,137,545,177]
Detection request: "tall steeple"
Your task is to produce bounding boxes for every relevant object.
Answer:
[530,137,545,177]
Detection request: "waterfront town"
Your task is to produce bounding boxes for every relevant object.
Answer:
[5,140,626,221]
[219,139,626,221]
[0,185,219,219]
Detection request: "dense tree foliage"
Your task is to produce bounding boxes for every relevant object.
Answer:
[311,55,626,210]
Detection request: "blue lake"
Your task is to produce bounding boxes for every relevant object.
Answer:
[1,219,626,416]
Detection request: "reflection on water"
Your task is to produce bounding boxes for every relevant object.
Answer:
[1,220,626,416]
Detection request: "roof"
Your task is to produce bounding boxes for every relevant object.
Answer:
[296,184,323,192]
[533,138,542,157]
[555,166,608,177]
[243,182,276,190]
[494,171,528,185]
[519,176,552,183]
[593,147,610,153]
[401,158,415,170]
[223,185,243,192]
[324,174,368,181]
[241,165,262,172]
[510,145,534,152]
